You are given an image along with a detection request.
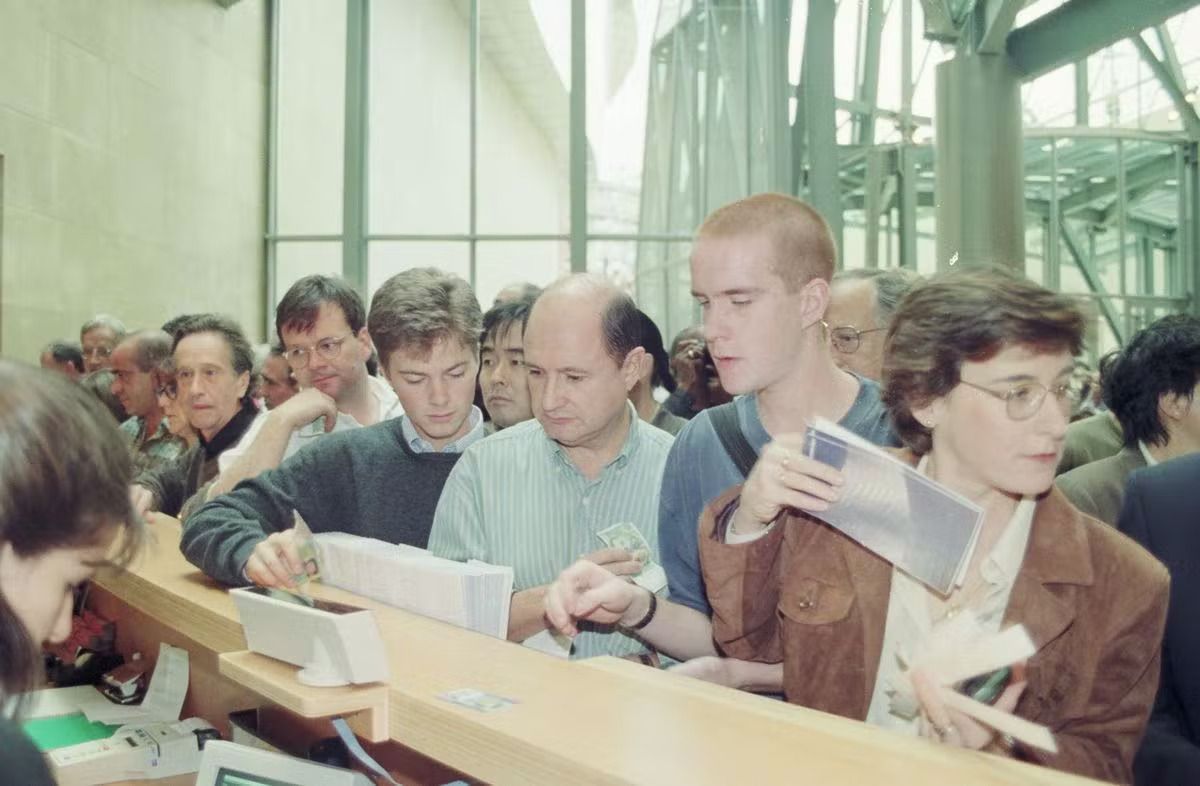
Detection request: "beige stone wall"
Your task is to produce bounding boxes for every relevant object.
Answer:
[0,0,268,360]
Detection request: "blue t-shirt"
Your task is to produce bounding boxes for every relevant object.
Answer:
[658,376,897,614]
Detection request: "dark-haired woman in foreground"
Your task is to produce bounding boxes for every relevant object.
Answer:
[0,361,144,783]
[546,267,1168,783]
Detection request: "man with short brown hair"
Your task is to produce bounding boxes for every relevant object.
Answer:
[182,268,484,588]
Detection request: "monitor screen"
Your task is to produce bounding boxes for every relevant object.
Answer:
[216,767,297,786]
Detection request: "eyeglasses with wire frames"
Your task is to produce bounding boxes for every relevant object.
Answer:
[824,322,886,355]
[155,380,178,400]
[956,376,1087,421]
[83,345,113,360]
[283,333,354,370]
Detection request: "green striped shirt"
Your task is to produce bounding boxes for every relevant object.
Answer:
[428,404,675,659]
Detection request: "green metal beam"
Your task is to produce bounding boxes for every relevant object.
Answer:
[1059,218,1124,343]
[1008,0,1200,81]
[767,0,792,193]
[919,0,960,42]
[854,0,885,147]
[802,0,842,249]
[976,0,1024,55]
[1074,60,1088,125]
[1057,155,1177,215]
[1025,200,1177,245]
[569,0,587,272]
[342,0,369,296]
[1154,25,1188,87]
[1132,33,1200,140]
[265,0,280,334]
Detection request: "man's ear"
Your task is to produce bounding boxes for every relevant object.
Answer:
[1159,391,1192,422]
[621,347,648,392]
[798,278,831,329]
[354,327,373,361]
[235,370,251,401]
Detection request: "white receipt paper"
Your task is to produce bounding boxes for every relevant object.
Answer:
[78,643,189,725]
[803,417,983,595]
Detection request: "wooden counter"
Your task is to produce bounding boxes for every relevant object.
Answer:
[90,517,1110,786]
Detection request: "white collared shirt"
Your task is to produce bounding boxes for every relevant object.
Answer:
[401,405,486,454]
[219,375,403,472]
[1137,441,1159,467]
[865,456,1035,734]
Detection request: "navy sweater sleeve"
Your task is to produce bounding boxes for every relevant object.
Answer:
[180,434,358,586]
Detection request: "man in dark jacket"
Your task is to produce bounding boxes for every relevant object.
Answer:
[130,314,259,519]
[1118,452,1200,784]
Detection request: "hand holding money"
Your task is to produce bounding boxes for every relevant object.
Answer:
[580,546,644,578]
[595,522,668,593]
[244,513,321,590]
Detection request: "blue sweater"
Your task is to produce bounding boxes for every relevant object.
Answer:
[658,380,896,615]
[181,418,461,586]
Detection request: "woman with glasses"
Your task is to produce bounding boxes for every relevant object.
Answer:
[153,364,199,451]
[545,267,1168,782]
[0,362,144,782]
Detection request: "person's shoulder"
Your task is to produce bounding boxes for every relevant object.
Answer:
[1132,451,1200,489]
[1056,451,1122,489]
[301,416,405,459]
[670,404,720,448]
[462,418,543,459]
[637,416,678,454]
[841,374,896,445]
[1047,488,1169,595]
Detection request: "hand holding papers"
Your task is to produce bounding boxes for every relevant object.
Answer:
[801,418,983,595]
[894,612,1057,754]
[730,432,845,537]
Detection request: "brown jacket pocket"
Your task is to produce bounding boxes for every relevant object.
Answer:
[779,577,855,626]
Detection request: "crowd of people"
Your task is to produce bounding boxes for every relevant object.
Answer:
[4,192,1199,784]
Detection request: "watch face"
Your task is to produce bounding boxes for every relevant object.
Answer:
[242,585,364,615]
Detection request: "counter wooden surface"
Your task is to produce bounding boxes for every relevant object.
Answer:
[90,516,1111,786]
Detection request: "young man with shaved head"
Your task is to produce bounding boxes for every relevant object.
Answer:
[428,274,674,660]
[545,194,896,689]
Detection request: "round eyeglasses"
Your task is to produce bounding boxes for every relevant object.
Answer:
[827,324,886,355]
[283,333,353,370]
[957,377,1086,421]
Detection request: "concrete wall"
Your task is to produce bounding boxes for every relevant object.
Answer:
[0,0,268,360]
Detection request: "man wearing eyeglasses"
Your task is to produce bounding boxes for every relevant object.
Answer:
[79,314,127,374]
[206,276,403,500]
[110,329,185,471]
[825,268,921,382]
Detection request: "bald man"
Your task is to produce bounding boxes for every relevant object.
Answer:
[826,268,920,381]
[428,275,675,660]
[110,330,185,470]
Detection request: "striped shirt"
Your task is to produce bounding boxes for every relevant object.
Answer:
[428,403,675,659]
